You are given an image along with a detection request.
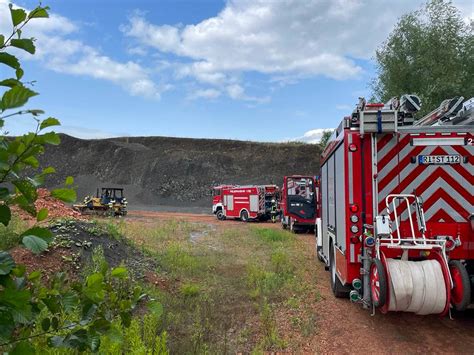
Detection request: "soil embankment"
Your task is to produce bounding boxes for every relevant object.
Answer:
[41,135,321,209]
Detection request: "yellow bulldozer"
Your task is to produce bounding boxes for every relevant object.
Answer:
[73,187,128,216]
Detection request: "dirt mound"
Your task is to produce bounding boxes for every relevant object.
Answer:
[39,135,322,208]
[11,220,160,283]
[11,188,83,222]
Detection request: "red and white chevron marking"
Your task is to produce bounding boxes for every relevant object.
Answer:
[376,133,473,223]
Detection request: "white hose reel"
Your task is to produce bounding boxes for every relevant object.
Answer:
[386,259,447,315]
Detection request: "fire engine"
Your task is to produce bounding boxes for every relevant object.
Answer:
[316,94,473,315]
[212,184,279,222]
[280,175,318,232]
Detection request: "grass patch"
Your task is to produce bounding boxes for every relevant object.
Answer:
[116,220,318,353]
[180,283,201,298]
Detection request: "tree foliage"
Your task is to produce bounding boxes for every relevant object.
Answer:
[319,130,333,149]
[0,4,167,353]
[371,0,473,116]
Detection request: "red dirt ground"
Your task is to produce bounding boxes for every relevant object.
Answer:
[11,188,83,222]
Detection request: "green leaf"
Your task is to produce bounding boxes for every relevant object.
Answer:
[0,78,22,88]
[87,273,104,288]
[41,317,51,331]
[23,155,39,168]
[0,311,15,340]
[11,264,25,277]
[43,166,56,174]
[36,208,48,222]
[22,235,48,254]
[13,179,37,203]
[22,226,53,243]
[111,267,128,278]
[81,302,97,321]
[9,5,27,27]
[48,336,65,348]
[65,176,74,186]
[10,38,36,54]
[84,273,105,303]
[51,316,59,330]
[0,251,15,275]
[0,52,20,69]
[0,35,4,47]
[40,117,60,130]
[29,6,50,19]
[148,301,164,318]
[10,341,35,355]
[41,132,61,145]
[120,311,132,327]
[90,318,111,333]
[27,270,41,281]
[1,85,38,111]
[0,204,11,226]
[51,188,76,203]
[88,333,101,352]
[42,295,60,314]
[16,67,24,80]
[0,187,9,199]
[12,195,36,215]
[62,291,79,313]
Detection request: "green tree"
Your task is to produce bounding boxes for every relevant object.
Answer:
[319,130,333,149]
[371,0,473,116]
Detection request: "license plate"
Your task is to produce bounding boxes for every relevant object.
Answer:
[418,155,460,165]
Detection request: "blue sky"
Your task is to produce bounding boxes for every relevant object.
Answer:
[2,0,472,142]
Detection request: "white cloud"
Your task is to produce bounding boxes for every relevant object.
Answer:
[288,128,334,144]
[56,125,119,139]
[0,0,163,99]
[122,0,472,102]
[187,88,221,100]
[127,46,148,56]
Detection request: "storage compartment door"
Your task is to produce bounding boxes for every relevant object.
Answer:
[227,195,234,211]
[249,195,259,212]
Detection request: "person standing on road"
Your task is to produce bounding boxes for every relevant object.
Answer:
[271,199,278,223]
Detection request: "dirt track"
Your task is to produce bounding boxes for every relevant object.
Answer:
[130,210,474,353]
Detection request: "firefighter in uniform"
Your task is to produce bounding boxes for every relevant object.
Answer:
[270,199,278,223]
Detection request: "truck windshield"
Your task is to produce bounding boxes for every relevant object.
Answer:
[213,189,221,196]
[287,177,314,201]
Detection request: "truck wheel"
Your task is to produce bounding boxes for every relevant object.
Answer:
[449,260,471,311]
[370,258,387,308]
[329,243,349,298]
[240,210,249,222]
[216,210,225,221]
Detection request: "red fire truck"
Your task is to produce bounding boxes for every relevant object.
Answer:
[317,94,473,315]
[212,184,279,222]
[280,175,318,232]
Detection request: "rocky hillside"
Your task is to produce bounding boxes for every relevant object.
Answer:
[40,135,322,209]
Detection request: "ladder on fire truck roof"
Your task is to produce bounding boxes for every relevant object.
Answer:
[414,96,465,126]
[355,95,473,132]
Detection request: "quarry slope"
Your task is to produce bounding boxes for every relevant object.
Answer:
[41,134,322,209]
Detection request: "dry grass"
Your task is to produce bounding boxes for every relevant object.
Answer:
[106,217,320,353]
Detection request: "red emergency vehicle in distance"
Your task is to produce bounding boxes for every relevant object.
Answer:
[212,184,279,222]
[280,175,317,232]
